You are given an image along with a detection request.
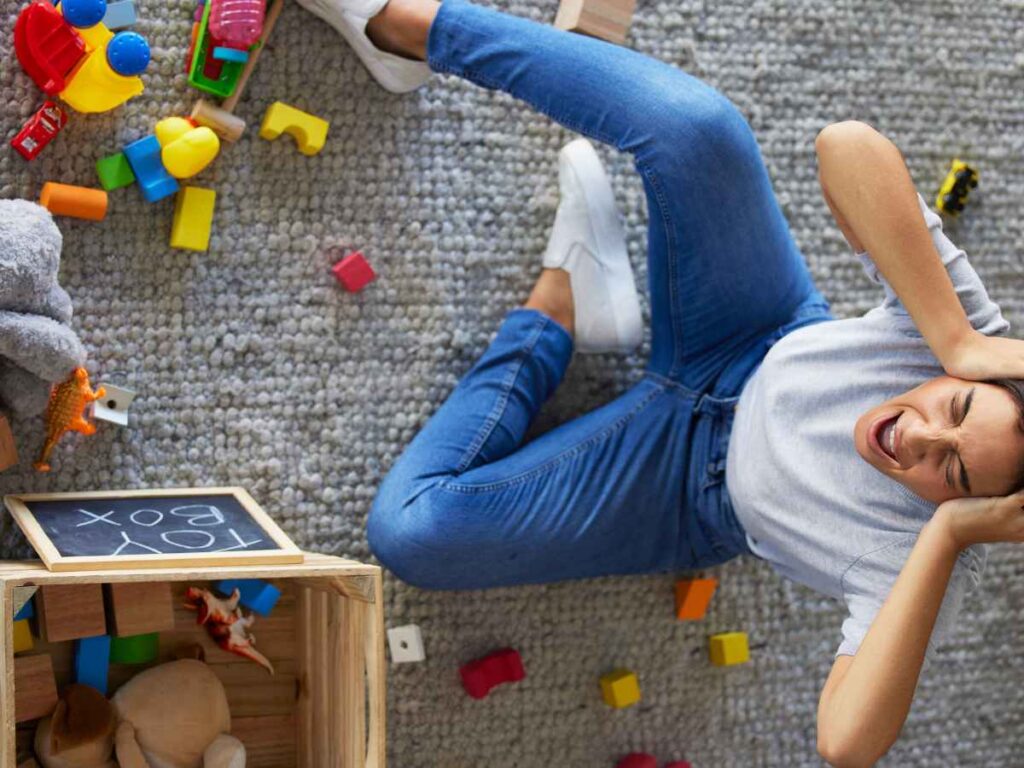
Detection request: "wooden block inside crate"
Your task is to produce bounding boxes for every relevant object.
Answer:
[14,654,58,722]
[104,582,175,636]
[17,759,40,768]
[36,584,107,642]
[554,0,636,45]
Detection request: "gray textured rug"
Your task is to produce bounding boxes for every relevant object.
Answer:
[3,0,1024,765]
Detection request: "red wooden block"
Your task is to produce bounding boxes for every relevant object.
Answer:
[459,648,525,699]
[332,251,376,293]
[616,754,656,768]
[10,101,67,161]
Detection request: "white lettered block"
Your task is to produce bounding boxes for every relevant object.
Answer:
[387,624,425,664]
[92,384,136,427]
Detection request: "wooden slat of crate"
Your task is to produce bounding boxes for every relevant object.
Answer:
[232,715,297,768]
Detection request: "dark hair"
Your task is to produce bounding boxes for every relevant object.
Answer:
[989,379,1024,493]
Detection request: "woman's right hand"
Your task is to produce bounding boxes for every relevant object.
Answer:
[934,491,1024,549]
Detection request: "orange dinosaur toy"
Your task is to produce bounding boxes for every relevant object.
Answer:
[34,367,105,472]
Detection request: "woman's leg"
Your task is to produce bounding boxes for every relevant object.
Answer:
[370,0,827,389]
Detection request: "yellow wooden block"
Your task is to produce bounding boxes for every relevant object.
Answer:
[12,619,33,654]
[170,187,216,252]
[709,631,749,666]
[259,102,329,156]
[599,669,640,708]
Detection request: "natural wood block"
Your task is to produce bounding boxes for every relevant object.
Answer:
[674,577,718,621]
[18,758,40,768]
[554,0,636,45]
[36,584,107,642]
[0,413,17,472]
[104,582,175,636]
[14,655,58,722]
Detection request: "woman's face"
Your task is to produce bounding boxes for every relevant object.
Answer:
[854,376,1024,504]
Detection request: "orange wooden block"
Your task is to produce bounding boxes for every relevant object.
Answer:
[674,577,717,620]
[105,582,175,636]
[37,584,107,642]
[39,182,108,221]
[14,654,58,723]
[0,413,17,472]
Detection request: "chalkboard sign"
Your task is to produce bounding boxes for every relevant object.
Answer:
[4,487,303,572]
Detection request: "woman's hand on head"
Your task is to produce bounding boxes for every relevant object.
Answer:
[943,330,1024,382]
[934,490,1024,549]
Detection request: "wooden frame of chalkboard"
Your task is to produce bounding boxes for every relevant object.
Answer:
[3,487,304,572]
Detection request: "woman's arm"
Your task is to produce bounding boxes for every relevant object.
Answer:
[817,492,1024,767]
[815,121,975,369]
[816,520,960,767]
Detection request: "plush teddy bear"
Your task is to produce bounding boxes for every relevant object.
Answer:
[34,660,245,768]
[0,199,85,417]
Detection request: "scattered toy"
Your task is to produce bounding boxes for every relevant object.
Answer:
[259,101,329,156]
[709,631,749,666]
[10,101,67,161]
[14,653,58,722]
[104,582,175,636]
[34,367,106,472]
[14,1,87,95]
[936,158,978,216]
[554,0,635,45]
[460,647,525,699]
[190,99,246,142]
[600,668,641,709]
[184,585,274,673]
[332,250,376,292]
[13,619,34,654]
[123,134,179,203]
[158,120,221,179]
[615,754,656,768]
[102,0,137,29]
[39,182,108,221]
[214,578,280,616]
[95,151,136,190]
[674,577,717,621]
[387,624,425,664]
[60,28,150,113]
[170,186,216,251]
[74,634,112,694]
[188,0,246,98]
[109,632,159,664]
[91,383,136,425]
[36,583,107,642]
[209,0,265,62]
[220,0,284,112]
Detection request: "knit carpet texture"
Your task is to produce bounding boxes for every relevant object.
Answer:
[2,0,1024,764]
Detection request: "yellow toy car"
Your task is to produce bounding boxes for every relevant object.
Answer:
[936,159,978,215]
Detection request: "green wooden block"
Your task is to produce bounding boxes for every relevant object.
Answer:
[109,632,158,664]
[96,152,136,191]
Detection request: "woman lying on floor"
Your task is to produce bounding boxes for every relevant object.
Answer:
[296,0,1024,763]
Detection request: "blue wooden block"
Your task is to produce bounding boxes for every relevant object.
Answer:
[74,635,112,694]
[14,598,34,622]
[215,579,281,616]
[102,0,137,29]
[123,135,179,203]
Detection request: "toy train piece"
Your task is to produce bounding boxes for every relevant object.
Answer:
[936,159,978,216]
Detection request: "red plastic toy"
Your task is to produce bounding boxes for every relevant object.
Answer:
[616,755,657,768]
[459,648,525,699]
[332,250,376,292]
[14,1,87,95]
[11,101,67,160]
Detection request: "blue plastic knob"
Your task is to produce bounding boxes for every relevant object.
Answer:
[107,31,151,76]
[63,0,107,28]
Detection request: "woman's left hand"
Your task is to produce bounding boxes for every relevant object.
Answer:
[942,330,1024,382]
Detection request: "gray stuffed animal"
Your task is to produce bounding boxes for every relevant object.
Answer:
[0,200,85,416]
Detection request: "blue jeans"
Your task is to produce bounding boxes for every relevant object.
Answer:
[367,0,833,589]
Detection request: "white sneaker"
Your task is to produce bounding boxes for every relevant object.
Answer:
[295,0,431,93]
[543,139,643,354]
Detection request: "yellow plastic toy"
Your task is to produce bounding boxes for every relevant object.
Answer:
[161,126,221,179]
[58,22,146,113]
[155,116,195,147]
[259,101,329,156]
[13,619,33,654]
[171,187,216,251]
[34,367,105,472]
[708,632,750,667]
[599,669,641,709]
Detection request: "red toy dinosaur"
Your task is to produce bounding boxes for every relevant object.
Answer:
[184,586,274,674]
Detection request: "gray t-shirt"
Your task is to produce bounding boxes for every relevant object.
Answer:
[726,194,1007,659]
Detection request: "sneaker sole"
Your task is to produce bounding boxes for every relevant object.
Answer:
[560,139,643,353]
